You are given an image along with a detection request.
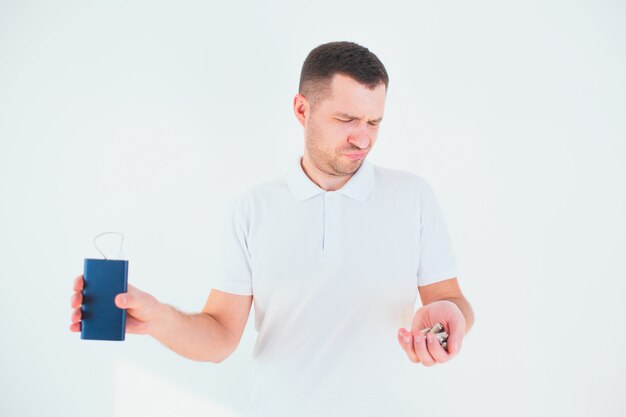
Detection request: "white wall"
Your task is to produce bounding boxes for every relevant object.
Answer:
[1,1,625,416]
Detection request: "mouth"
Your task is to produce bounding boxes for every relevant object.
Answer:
[344,151,367,161]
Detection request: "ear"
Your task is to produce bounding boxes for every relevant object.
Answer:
[293,93,309,128]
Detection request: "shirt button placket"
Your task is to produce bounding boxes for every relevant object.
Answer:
[324,192,334,254]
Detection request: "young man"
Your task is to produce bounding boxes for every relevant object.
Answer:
[70,41,474,417]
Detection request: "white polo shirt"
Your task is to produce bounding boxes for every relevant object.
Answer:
[213,155,459,417]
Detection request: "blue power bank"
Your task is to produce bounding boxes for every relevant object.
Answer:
[81,258,128,341]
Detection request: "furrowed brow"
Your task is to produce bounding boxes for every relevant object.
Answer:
[334,112,383,123]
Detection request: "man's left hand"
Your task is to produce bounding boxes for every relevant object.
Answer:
[397,300,466,366]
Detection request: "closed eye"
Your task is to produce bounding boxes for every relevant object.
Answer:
[335,117,381,126]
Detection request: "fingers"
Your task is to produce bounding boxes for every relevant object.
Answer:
[71,274,84,309]
[72,279,156,336]
[446,333,462,357]
[397,328,420,363]
[70,275,84,332]
[424,332,451,363]
[412,331,436,366]
[73,274,84,292]
[446,316,466,357]
[70,291,83,309]
[398,328,450,366]
[70,307,82,324]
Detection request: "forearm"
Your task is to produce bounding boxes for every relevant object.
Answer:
[149,304,233,363]
[446,296,474,334]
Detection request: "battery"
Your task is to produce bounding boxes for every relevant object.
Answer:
[81,258,128,341]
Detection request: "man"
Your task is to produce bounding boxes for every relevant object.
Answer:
[70,41,474,416]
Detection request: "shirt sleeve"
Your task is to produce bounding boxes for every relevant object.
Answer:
[416,182,460,286]
[211,194,254,296]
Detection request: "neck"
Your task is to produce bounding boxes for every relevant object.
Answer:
[301,154,353,191]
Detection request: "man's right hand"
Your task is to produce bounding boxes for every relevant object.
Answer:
[70,274,162,335]
[70,274,251,362]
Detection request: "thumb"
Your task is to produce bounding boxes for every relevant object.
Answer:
[115,285,144,310]
[114,284,161,324]
[114,292,132,309]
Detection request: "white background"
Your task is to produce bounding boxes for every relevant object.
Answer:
[1,1,625,416]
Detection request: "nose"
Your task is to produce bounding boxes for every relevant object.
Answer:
[347,122,371,149]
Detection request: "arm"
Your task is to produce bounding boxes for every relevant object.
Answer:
[149,288,253,363]
[70,275,252,363]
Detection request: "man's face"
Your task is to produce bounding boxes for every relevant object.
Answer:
[301,73,386,176]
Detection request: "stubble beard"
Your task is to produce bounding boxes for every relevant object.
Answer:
[305,121,363,177]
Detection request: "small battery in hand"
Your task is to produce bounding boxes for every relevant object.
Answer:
[81,258,128,341]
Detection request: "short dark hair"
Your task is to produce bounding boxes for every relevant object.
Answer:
[298,41,389,109]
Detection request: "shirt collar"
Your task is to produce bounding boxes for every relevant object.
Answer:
[287,155,374,202]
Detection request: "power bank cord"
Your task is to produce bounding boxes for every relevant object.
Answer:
[93,232,125,260]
